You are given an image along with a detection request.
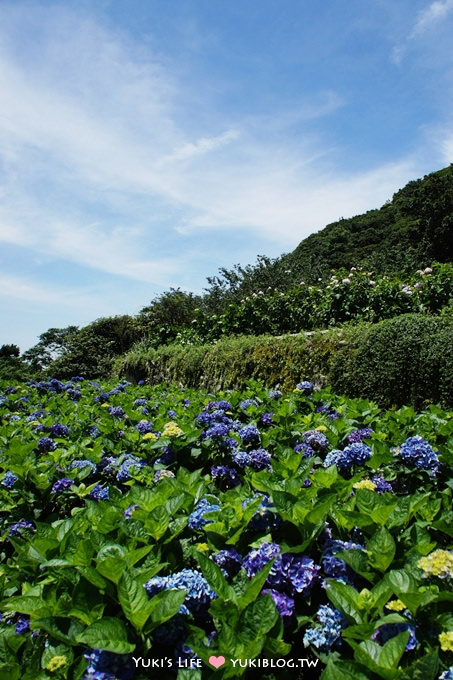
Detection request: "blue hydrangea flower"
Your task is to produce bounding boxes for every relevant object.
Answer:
[238,425,261,445]
[2,471,18,489]
[268,389,283,399]
[371,475,394,493]
[70,460,97,475]
[400,436,439,473]
[440,668,453,680]
[321,535,365,584]
[260,413,275,426]
[82,649,135,680]
[248,448,272,470]
[15,617,30,634]
[294,442,315,457]
[116,456,148,482]
[136,420,153,434]
[295,381,314,395]
[240,399,259,410]
[133,398,148,407]
[88,485,110,502]
[372,623,417,651]
[303,605,347,651]
[51,478,73,494]
[37,437,57,452]
[144,569,216,617]
[48,424,69,438]
[86,425,101,439]
[316,404,340,419]
[324,443,372,469]
[108,406,125,418]
[188,499,221,530]
[8,520,35,537]
[247,496,282,532]
[302,430,329,452]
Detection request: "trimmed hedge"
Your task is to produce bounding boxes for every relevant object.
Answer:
[117,314,453,408]
[330,313,453,408]
[117,330,342,393]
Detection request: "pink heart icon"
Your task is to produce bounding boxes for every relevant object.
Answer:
[209,655,226,669]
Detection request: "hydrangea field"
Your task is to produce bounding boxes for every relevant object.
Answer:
[1,377,453,680]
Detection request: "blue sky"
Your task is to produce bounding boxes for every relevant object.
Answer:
[1,0,452,351]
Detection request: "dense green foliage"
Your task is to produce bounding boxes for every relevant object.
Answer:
[1,378,453,679]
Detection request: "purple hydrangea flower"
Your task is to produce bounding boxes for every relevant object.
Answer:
[346,427,374,444]
[108,406,125,418]
[211,465,241,488]
[51,478,73,494]
[15,617,30,634]
[372,623,417,651]
[262,589,295,620]
[48,424,69,438]
[37,437,57,452]
[371,475,393,493]
[294,442,315,457]
[260,413,275,427]
[214,549,243,576]
[248,448,272,470]
[86,425,101,439]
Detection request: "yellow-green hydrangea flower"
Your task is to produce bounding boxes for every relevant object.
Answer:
[46,655,67,672]
[353,478,377,491]
[439,632,453,652]
[385,599,406,612]
[418,549,453,579]
[162,421,183,437]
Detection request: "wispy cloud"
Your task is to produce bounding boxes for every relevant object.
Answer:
[392,0,453,62]
[411,0,453,36]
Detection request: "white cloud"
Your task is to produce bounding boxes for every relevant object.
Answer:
[411,0,453,36]
[0,1,448,297]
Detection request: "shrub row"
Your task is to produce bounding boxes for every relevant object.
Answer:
[118,314,453,408]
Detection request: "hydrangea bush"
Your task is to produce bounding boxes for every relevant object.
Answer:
[0,376,452,679]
